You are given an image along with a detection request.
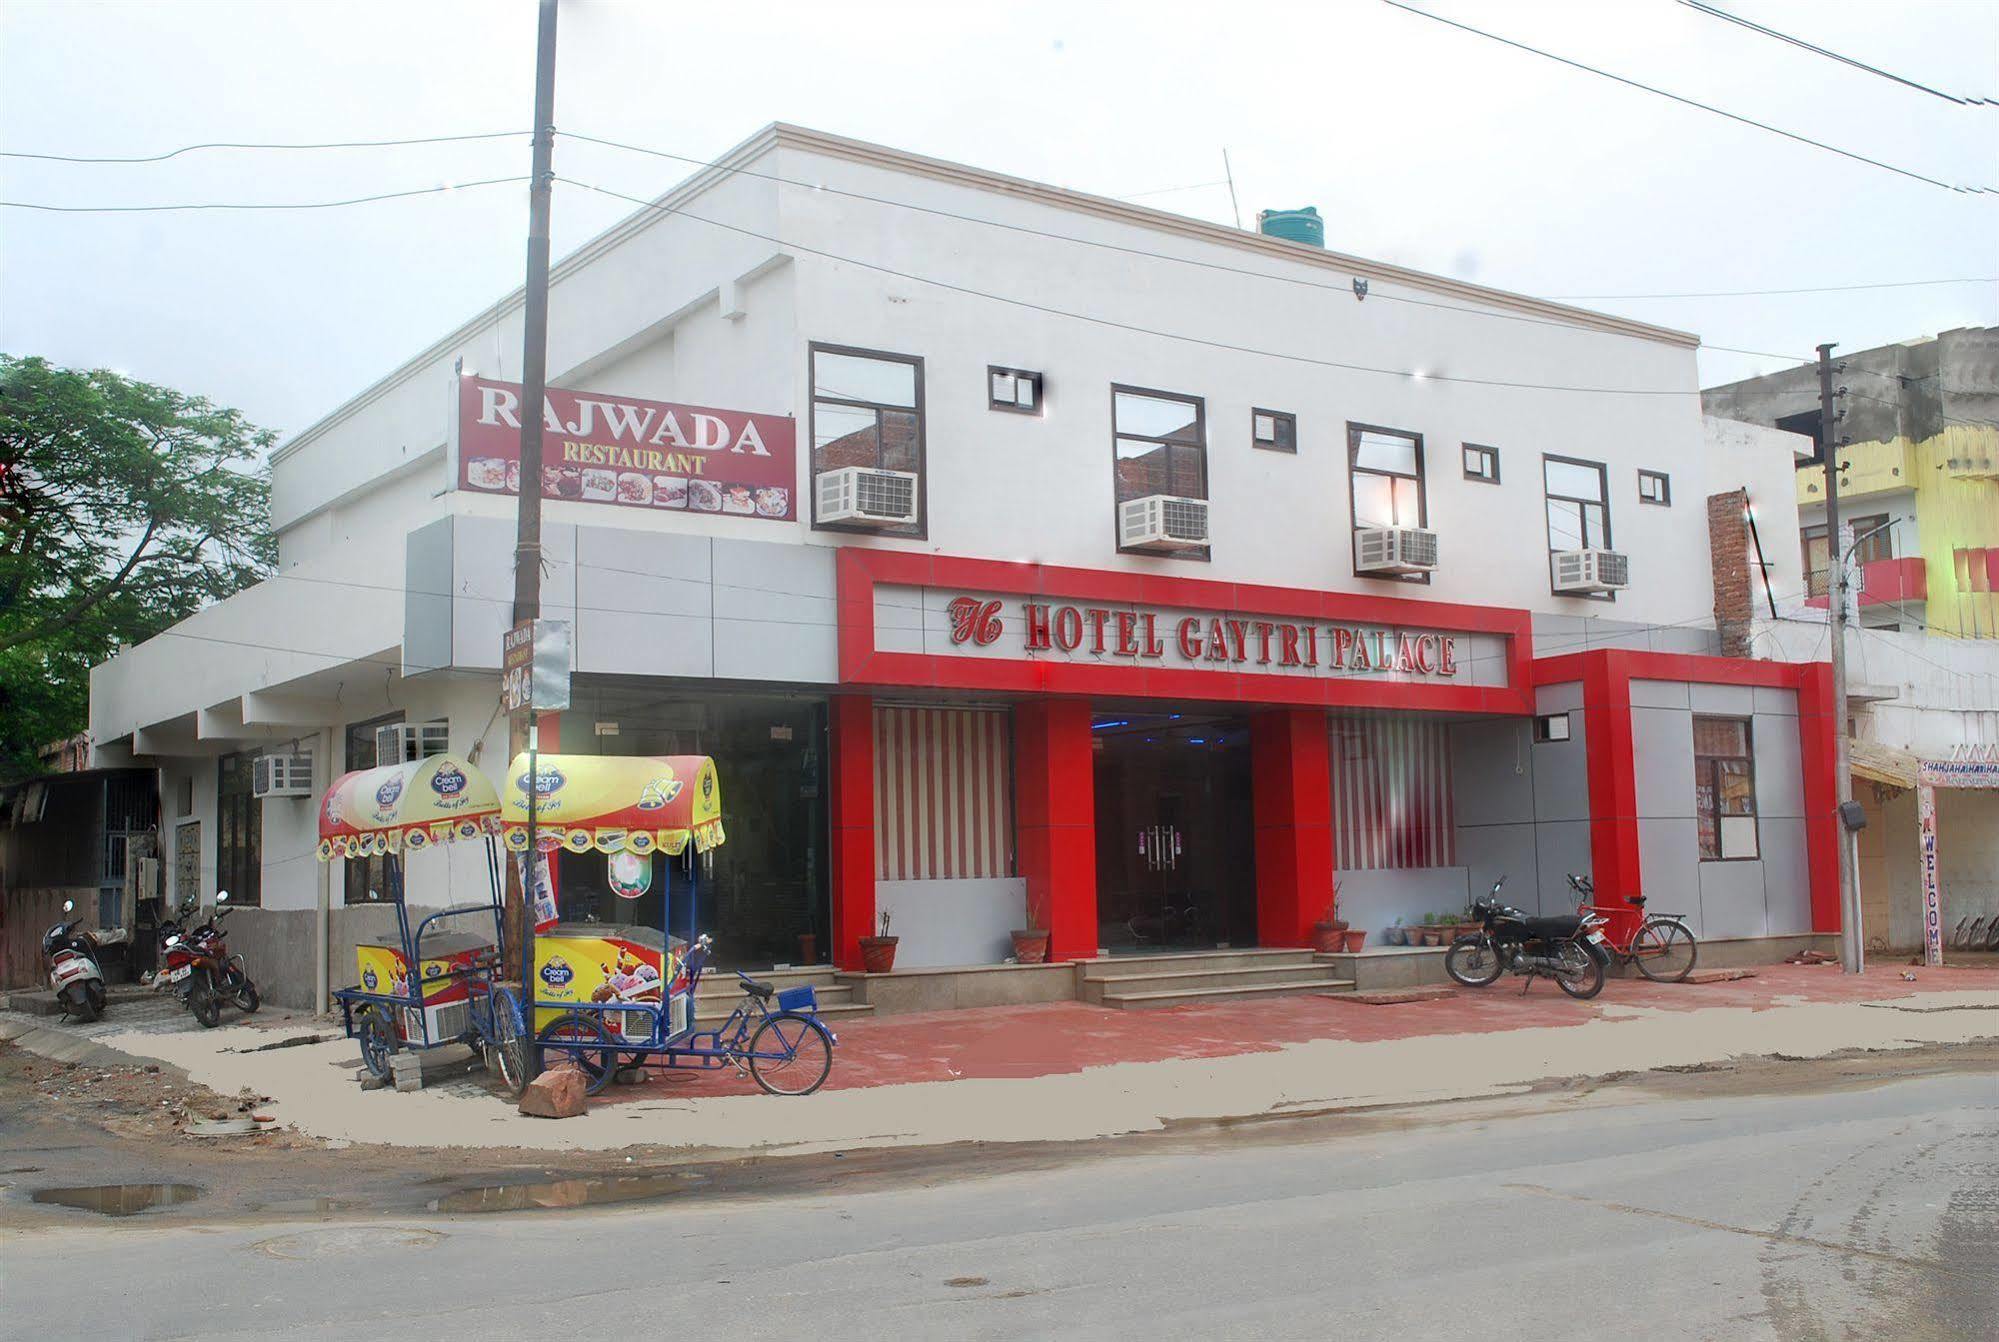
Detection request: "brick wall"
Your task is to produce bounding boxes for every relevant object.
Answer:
[1708,488,1753,659]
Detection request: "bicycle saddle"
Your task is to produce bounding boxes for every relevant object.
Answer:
[739,976,775,1000]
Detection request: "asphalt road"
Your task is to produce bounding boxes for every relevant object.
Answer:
[4,1064,1995,1342]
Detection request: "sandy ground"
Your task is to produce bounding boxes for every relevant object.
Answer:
[73,983,1999,1157]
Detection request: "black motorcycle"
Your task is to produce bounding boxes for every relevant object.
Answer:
[1445,877,1609,999]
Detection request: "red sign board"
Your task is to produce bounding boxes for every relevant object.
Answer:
[455,376,797,521]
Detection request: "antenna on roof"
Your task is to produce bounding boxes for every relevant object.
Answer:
[1222,148,1241,230]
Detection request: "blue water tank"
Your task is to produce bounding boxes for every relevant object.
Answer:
[1257,206,1324,248]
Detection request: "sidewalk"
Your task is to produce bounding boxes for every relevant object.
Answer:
[19,963,1998,1158]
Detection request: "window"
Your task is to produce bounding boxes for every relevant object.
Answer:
[343,713,401,905]
[1463,444,1499,484]
[1694,717,1758,860]
[1543,455,1612,594]
[1533,712,1571,743]
[1252,408,1296,453]
[1802,514,1889,598]
[1776,408,1823,464]
[215,752,261,906]
[1348,424,1427,582]
[1638,469,1671,506]
[810,344,925,535]
[1112,385,1207,554]
[988,366,1042,415]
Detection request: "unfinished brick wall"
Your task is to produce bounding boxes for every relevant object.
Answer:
[1708,488,1753,659]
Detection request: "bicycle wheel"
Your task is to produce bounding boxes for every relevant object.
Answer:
[1554,943,1605,1000]
[746,1013,833,1096]
[1632,920,1697,983]
[1445,934,1503,987]
[485,986,529,1096]
[357,1007,397,1080]
[536,1014,614,1095]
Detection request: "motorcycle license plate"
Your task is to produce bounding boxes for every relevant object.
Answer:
[1587,930,1607,944]
[167,965,192,982]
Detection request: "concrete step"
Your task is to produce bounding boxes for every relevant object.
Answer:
[1084,962,1349,997]
[1080,948,1320,980]
[692,999,874,1027]
[693,967,839,1000]
[1101,978,1357,1009]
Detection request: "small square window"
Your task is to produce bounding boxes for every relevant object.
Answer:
[1533,712,1571,743]
[1463,444,1500,484]
[988,366,1042,415]
[1638,469,1671,506]
[1252,408,1296,453]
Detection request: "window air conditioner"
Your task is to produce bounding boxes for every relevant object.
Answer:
[816,467,918,527]
[1119,494,1209,551]
[1355,526,1439,574]
[375,721,450,765]
[252,752,314,799]
[1552,548,1631,594]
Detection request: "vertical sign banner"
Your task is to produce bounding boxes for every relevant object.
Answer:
[1916,782,1942,967]
[517,851,559,932]
[501,619,571,715]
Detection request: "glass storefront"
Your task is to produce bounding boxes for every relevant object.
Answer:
[552,681,827,969]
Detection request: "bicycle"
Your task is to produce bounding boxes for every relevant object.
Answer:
[1567,874,1698,982]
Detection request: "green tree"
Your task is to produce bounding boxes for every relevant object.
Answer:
[0,355,275,779]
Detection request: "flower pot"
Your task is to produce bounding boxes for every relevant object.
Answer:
[1311,922,1346,955]
[1383,926,1405,947]
[798,933,818,965]
[859,936,899,974]
[1010,929,1051,964]
[1423,929,1443,947]
[1343,929,1368,953]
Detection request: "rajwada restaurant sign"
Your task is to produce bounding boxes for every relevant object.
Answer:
[453,376,797,521]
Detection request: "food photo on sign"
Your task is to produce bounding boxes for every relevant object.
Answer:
[455,376,797,522]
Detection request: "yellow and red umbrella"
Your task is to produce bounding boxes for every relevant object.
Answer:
[500,754,724,857]
[315,755,501,860]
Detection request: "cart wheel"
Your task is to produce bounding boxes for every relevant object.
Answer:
[357,1007,398,1081]
[746,1013,834,1097]
[535,1014,614,1095]
[486,986,530,1097]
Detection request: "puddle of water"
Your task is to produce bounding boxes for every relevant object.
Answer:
[31,1183,202,1216]
[427,1169,706,1214]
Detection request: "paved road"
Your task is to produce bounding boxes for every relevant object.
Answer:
[4,1066,1995,1341]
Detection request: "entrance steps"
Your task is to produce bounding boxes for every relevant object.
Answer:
[1081,948,1355,1009]
[692,965,874,1028]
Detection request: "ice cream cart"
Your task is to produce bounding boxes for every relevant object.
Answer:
[503,752,836,1097]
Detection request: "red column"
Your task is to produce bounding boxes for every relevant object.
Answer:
[1796,660,1843,933]
[1580,652,1642,905]
[1014,699,1097,962]
[1250,709,1332,947]
[828,695,875,970]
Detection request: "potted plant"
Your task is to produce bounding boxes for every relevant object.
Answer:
[1422,914,1443,947]
[1384,919,1405,947]
[1342,927,1367,952]
[860,910,899,973]
[1011,899,1051,964]
[1310,886,1348,954]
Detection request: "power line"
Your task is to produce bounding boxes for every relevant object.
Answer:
[0,130,530,165]
[1380,0,1998,195]
[1678,0,1998,108]
[1549,277,1999,300]
[0,175,528,214]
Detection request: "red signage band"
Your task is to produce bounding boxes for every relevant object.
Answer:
[455,376,797,521]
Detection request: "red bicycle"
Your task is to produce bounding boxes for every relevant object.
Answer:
[1568,874,1698,982]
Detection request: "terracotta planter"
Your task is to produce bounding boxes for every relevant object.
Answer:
[1423,929,1443,947]
[1310,922,1346,954]
[859,936,899,974]
[1010,929,1051,964]
[798,933,818,965]
[1343,929,1368,953]
[1384,927,1405,947]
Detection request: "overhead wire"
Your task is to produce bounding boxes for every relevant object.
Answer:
[0,175,528,214]
[1677,0,1998,107]
[0,129,531,165]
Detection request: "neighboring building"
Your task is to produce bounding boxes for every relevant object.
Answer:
[1704,330,1999,956]
[90,124,1837,1009]
[0,768,157,988]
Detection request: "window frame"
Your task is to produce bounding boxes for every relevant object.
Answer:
[1802,513,1890,598]
[1532,712,1571,743]
[1542,452,1614,601]
[987,366,1043,416]
[808,342,928,539]
[342,711,402,905]
[1638,469,1672,507]
[1251,407,1297,454]
[215,751,262,907]
[1693,715,1759,862]
[1463,443,1500,484]
[1347,422,1430,585]
[1110,382,1210,561]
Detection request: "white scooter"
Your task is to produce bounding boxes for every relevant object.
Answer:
[42,899,108,1023]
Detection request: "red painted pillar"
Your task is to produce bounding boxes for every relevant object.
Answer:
[1796,660,1843,933]
[1580,652,1642,905]
[1014,699,1097,961]
[828,695,875,970]
[1250,709,1332,947]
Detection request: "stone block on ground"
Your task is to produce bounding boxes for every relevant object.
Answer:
[1320,988,1455,1005]
[518,1064,588,1119]
[389,1052,424,1092]
[1682,968,1757,984]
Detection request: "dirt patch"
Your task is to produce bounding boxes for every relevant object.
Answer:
[0,1039,306,1147]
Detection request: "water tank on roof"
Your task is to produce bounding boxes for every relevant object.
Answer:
[1257,206,1324,248]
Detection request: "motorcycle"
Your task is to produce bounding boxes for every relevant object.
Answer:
[159,890,260,1028]
[41,899,108,1023]
[1445,877,1610,1000]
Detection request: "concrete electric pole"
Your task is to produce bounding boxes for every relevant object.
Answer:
[1817,343,1864,974]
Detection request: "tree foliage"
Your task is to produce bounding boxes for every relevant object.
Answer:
[0,355,276,779]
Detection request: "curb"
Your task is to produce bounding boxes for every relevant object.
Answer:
[0,1014,147,1070]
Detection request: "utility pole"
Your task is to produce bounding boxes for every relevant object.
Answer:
[1817,343,1863,975]
[508,0,559,996]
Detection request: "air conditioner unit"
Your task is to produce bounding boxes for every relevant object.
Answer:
[1355,526,1439,574]
[252,752,314,799]
[1118,494,1209,551]
[816,467,918,527]
[375,721,449,765]
[1552,548,1631,594]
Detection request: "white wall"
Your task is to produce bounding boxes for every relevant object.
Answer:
[1759,620,1999,757]
[875,878,1027,968]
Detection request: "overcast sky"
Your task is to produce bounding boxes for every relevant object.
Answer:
[2,0,1993,443]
